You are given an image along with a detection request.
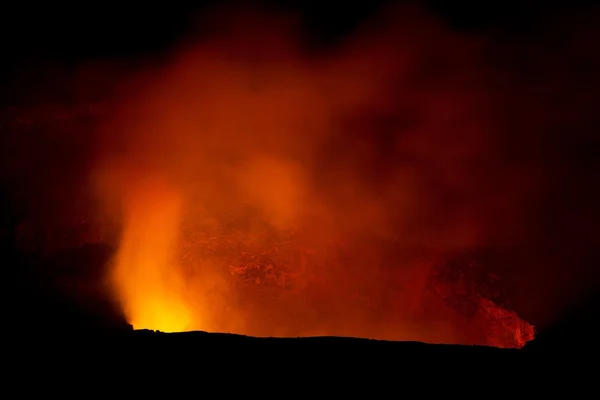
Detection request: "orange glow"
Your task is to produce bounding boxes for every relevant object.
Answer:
[91,4,537,347]
[111,177,194,332]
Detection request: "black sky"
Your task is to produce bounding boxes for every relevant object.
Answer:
[0,1,586,63]
[0,1,591,105]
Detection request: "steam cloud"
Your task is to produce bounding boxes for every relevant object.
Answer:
[97,5,539,248]
[4,2,598,338]
[91,4,541,338]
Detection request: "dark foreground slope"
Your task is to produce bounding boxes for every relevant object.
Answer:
[7,332,543,394]
[15,329,525,372]
[4,327,562,391]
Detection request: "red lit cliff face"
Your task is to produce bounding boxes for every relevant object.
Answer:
[85,5,543,347]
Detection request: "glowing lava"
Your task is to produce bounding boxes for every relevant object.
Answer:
[111,177,193,332]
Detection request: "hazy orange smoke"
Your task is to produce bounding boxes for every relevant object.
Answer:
[112,176,193,332]
[92,5,539,344]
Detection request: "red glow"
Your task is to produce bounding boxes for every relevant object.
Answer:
[84,5,543,347]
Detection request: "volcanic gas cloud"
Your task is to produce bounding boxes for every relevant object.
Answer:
[92,5,540,347]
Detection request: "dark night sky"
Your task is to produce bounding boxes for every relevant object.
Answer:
[0,1,580,64]
[0,1,590,104]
